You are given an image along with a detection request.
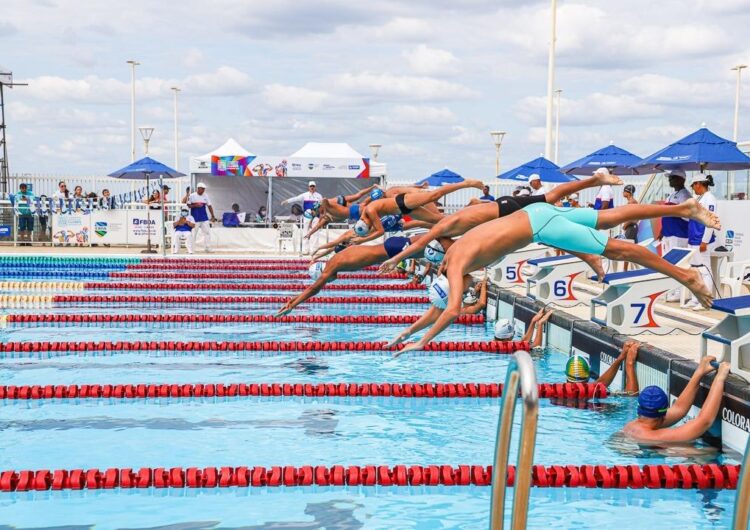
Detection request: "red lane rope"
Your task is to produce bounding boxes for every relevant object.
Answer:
[110,272,405,280]
[128,264,381,271]
[83,282,424,291]
[1,340,528,354]
[6,314,484,326]
[52,295,429,305]
[0,382,607,400]
[0,464,738,491]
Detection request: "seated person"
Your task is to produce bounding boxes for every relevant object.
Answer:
[223,203,246,227]
[255,206,268,224]
[172,207,195,254]
[145,189,162,209]
[622,357,729,443]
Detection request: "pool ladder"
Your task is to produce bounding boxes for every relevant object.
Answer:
[489,350,539,530]
[733,431,750,529]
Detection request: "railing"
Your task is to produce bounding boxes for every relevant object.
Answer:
[489,350,539,530]
[733,431,750,529]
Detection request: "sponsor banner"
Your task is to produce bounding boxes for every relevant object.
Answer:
[718,200,749,261]
[52,212,90,246]
[211,155,257,176]
[52,211,163,246]
[128,212,164,245]
[90,210,128,244]
[288,158,369,179]
[246,156,288,177]
[0,225,11,237]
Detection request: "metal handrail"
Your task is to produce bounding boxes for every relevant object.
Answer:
[489,350,539,530]
[733,432,750,529]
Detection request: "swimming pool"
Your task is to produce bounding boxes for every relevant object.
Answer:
[0,256,739,529]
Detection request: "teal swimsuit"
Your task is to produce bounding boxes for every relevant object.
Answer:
[523,203,607,255]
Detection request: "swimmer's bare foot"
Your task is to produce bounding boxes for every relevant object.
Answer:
[684,198,721,230]
[419,182,429,189]
[579,253,605,282]
[684,267,713,308]
[593,171,623,186]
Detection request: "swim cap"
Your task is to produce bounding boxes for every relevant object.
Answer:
[624,184,636,194]
[463,287,478,305]
[303,209,316,219]
[354,219,369,237]
[370,188,384,201]
[428,274,450,309]
[308,261,325,281]
[381,215,403,232]
[637,386,669,418]
[180,208,189,217]
[494,319,514,340]
[565,355,591,383]
[424,240,446,265]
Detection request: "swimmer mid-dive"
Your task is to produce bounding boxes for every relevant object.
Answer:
[394,199,720,355]
[275,235,456,316]
[378,167,624,279]
[303,184,382,239]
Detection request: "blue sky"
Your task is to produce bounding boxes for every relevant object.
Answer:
[2,0,750,180]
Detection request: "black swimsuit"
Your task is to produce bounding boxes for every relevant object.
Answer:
[395,193,412,215]
[495,194,546,217]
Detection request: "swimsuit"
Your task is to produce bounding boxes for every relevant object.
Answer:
[495,194,546,217]
[384,236,411,259]
[348,204,360,222]
[380,215,403,232]
[395,193,412,215]
[523,203,607,255]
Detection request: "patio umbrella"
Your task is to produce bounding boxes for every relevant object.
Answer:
[497,156,578,183]
[632,126,750,174]
[416,168,464,186]
[108,156,185,255]
[561,144,642,175]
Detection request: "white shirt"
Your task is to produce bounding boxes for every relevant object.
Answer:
[531,184,546,196]
[187,191,211,207]
[285,191,323,204]
[697,190,718,244]
[666,188,692,205]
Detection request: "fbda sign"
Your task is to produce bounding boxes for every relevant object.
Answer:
[51,210,163,246]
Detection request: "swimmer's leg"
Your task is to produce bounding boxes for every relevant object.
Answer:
[594,199,720,231]
[544,172,623,204]
[402,179,484,210]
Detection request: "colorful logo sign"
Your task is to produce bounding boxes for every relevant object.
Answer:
[211,155,257,176]
[94,221,108,237]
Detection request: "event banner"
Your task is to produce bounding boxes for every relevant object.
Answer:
[52,211,164,246]
[245,156,288,177]
[288,158,369,178]
[52,212,90,246]
[211,155,257,176]
[718,200,749,261]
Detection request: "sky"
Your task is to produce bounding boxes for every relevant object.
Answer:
[2,0,750,180]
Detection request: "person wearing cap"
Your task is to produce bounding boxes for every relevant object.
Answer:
[565,340,640,394]
[528,174,546,196]
[303,184,381,241]
[566,193,580,207]
[491,307,553,350]
[171,207,195,254]
[623,356,729,443]
[592,168,615,210]
[684,174,719,311]
[281,181,323,254]
[659,169,692,302]
[621,184,638,242]
[185,182,217,253]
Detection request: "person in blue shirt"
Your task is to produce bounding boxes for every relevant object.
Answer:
[172,207,196,254]
[15,183,35,245]
[684,174,719,311]
[478,185,495,201]
[660,170,692,301]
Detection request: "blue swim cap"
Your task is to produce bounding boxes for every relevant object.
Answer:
[381,215,403,232]
[637,386,669,418]
[370,188,384,201]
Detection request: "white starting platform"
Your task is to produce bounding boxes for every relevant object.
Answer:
[701,295,750,382]
[525,254,591,307]
[590,248,694,335]
[490,244,549,288]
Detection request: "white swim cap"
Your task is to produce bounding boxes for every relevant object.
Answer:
[308,261,325,281]
[494,318,514,340]
[428,274,450,309]
[424,240,446,265]
[354,219,369,236]
[303,209,315,219]
[463,287,478,305]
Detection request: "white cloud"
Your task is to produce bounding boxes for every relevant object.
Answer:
[262,84,329,112]
[182,48,205,68]
[365,105,457,135]
[516,93,663,127]
[332,71,477,101]
[372,17,433,40]
[618,74,729,107]
[448,126,485,145]
[403,45,460,76]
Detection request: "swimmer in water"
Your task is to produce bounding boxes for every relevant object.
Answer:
[565,340,641,395]
[393,198,720,355]
[622,357,730,444]
[492,307,553,351]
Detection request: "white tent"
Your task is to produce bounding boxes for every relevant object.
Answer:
[288,142,380,179]
[189,138,254,173]
[289,142,363,159]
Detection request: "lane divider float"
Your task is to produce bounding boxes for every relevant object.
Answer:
[82,282,424,291]
[109,272,404,280]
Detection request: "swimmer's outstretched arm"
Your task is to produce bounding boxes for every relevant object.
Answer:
[305,214,331,239]
[275,270,337,317]
[387,306,442,350]
[662,356,720,428]
[345,184,378,204]
[530,309,552,349]
[379,216,460,274]
[596,341,640,394]
[313,229,355,254]
[544,171,623,205]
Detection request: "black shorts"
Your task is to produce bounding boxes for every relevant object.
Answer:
[395,193,412,215]
[336,195,347,206]
[495,194,546,218]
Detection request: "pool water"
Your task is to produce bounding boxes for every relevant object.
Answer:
[0,262,739,529]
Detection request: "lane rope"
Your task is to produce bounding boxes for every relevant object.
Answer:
[109,272,404,280]
[82,282,425,291]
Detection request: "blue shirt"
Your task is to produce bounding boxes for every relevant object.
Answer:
[479,194,495,201]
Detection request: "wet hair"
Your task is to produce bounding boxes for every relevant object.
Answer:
[231,203,240,211]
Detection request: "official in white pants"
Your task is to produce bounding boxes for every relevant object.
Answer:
[192,221,212,252]
[684,174,719,310]
[281,181,323,255]
[185,183,217,253]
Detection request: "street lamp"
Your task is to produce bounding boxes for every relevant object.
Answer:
[544,0,557,159]
[554,89,562,164]
[138,126,154,155]
[732,64,747,141]
[126,60,140,162]
[171,87,181,170]
[137,126,156,254]
[490,131,507,176]
[369,143,382,161]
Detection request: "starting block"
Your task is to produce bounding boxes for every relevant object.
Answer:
[590,248,694,335]
[526,254,591,307]
[490,244,549,288]
[701,295,750,382]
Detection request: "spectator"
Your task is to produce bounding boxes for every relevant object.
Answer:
[478,185,495,201]
[256,205,268,223]
[100,189,116,209]
[222,203,244,227]
[15,183,35,245]
[622,184,638,241]
[172,207,195,254]
[38,194,49,240]
[184,182,217,252]
[684,174,719,311]
[660,170,691,302]
[145,189,162,209]
[52,181,69,212]
[592,168,614,210]
[567,193,580,207]
[73,185,85,199]
[162,184,171,202]
[231,203,246,222]
[528,174,545,196]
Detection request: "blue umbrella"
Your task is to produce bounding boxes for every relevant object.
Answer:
[632,126,750,174]
[416,168,464,186]
[497,156,578,183]
[561,144,642,175]
[109,157,186,254]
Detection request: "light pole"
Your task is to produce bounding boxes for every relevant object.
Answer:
[171,87,181,170]
[138,126,156,254]
[126,60,140,162]
[544,0,557,159]
[138,126,154,155]
[554,89,562,164]
[732,64,747,141]
[369,143,382,161]
[490,131,506,176]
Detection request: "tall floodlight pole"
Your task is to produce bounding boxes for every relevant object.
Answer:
[732,64,747,141]
[554,89,562,164]
[0,70,28,197]
[127,60,140,162]
[369,143,382,161]
[171,87,181,170]
[544,0,557,159]
[490,131,506,176]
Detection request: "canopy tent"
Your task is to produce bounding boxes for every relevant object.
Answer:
[561,144,642,175]
[416,168,463,186]
[498,156,578,183]
[288,142,370,179]
[189,138,255,175]
[632,127,750,173]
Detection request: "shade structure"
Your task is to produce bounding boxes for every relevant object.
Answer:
[416,168,464,186]
[561,144,642,175]
[108,157,186,255]
[632,127,750,174]
[497,156,578,183]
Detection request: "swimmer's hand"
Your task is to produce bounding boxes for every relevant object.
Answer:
[378,259,398,275]
[392,341,424,358]
[385,332,410,349]
[698,356,718,375]
[275,304,293,317]
[349,237,366,245]
[716,362,731,381]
